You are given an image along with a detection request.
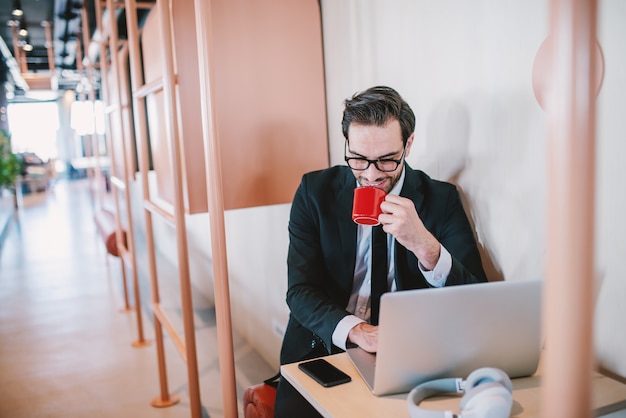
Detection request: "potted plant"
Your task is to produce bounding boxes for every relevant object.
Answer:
[0,129,22,191]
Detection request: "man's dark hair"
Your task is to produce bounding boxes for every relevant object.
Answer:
[341,86,416,145]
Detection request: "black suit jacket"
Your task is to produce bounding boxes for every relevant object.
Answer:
[279,164,486,365]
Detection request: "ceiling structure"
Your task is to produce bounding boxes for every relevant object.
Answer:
[1,0,156,103]
[0,0,98,101]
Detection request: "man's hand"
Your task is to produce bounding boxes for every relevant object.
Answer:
[348,322,379,353]
[379,194,440,270]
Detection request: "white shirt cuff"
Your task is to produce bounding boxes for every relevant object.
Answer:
[419,244,451,287]
[332,315,366,351]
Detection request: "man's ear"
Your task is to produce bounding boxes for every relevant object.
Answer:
[404,133,415,158]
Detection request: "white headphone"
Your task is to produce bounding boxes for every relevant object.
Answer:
[407,367,513,418]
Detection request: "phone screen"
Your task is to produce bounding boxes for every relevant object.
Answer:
[298,358,352,387]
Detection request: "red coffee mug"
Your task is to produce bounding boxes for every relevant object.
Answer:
[352,186,387,225]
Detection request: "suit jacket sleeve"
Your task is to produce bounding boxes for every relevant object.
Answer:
[283,168,354,360]
[400,170,487,287]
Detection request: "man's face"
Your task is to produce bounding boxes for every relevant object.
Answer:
[346,119,413,194]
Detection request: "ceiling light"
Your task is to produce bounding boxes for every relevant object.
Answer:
[19,18,28,37]
[12,0,23,17]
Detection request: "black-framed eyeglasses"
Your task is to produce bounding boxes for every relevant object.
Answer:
[344,144,406,172]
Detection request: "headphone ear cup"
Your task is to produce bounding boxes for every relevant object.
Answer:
[459,368,513,418]
[464,367,513,392]
[460,382,512,418]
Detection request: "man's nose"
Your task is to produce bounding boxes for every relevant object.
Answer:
[365,161,384,176]
[361,163,385,182]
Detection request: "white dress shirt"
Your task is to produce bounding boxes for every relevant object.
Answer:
[331,168,452,350]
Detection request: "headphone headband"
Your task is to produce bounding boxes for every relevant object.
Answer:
[407,368,513,418]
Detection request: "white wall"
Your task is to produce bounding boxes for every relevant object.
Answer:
[594,0,626,380]
[142,0,626,377]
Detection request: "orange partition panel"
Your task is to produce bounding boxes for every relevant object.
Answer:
[106,69,125,184]
[170,0,209,213]
[141,11,182,211]
[144,89,175,206]
[141,0,328,213]
[210,0,329,209]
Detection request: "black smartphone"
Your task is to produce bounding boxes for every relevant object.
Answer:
[298,358,352,387]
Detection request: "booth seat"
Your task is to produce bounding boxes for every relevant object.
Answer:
[94,208,126,257]
[243,383,277,418]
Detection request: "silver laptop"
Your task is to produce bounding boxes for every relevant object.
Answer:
[347,279,543,396]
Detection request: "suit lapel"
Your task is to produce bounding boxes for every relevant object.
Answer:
[400,164,424,212]
[335,169,358,291]
[395,165,427,290]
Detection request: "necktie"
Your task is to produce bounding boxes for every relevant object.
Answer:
[370,225,388,325]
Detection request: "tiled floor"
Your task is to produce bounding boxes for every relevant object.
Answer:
[0,179,274,418]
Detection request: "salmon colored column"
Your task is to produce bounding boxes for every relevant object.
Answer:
[104,0,148,349]
[191,2,238,417]
[542,0,598,417]
[151,0,203,416]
